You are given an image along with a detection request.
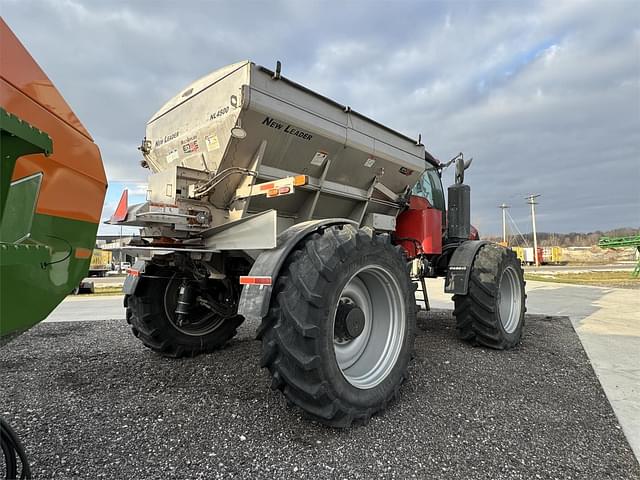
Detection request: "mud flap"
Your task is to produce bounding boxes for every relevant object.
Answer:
[444,240,489,295]
[123,260,147,295]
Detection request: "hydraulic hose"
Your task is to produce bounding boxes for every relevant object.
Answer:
[1,418,31,479]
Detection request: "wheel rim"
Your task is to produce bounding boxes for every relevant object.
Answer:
[333,265,406,389]
[169,311,225,336]
[498,265,522,333]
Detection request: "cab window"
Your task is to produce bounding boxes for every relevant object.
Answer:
[412,167,445,211]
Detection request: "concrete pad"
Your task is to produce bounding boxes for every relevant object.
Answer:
[45,295,125,323]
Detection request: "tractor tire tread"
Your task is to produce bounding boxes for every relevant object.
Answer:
[259,224,416,427]
[126,275,244,358]
[453,243,526,350]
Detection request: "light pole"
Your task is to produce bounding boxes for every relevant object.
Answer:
[119,225,123,270]
[499,203,510,245]
[526,194,541,267]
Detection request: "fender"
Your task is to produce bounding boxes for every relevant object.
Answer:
[122,259,148,295]
[444,240,489,295]
[238,218,356,323]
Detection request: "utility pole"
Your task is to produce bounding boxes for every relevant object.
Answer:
[499,204,510,244]
[526,194,541,267]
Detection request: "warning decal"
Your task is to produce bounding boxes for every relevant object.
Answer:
[206,134,221,152]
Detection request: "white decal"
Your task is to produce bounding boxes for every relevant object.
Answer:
[167,149,180,163]
[310,151,328,167]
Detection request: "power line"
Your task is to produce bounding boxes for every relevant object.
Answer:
[506,210,529,247]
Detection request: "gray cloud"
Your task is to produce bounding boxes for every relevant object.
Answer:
[3,0,639,234]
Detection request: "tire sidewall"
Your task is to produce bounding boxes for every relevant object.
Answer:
[314,242,415,409]
[494,252,525,344]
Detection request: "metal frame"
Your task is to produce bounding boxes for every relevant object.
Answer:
[298,155,333,221]
[255,164,401,211]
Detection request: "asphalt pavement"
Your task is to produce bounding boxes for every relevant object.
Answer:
[2,309,639,479]
[83,275,128,284]
[523,263,636,273]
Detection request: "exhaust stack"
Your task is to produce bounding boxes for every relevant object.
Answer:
[447,155,472,241]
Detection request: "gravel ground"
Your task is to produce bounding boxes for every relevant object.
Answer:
[1,311,638,480]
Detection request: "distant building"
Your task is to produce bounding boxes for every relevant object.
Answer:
[95,235,140,264]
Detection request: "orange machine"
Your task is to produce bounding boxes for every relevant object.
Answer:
[1,19,107,479]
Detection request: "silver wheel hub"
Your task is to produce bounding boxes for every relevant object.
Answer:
[333,265,406,390]
[498,265,523,334]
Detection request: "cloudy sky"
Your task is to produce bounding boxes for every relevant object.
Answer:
[3,0,639,236]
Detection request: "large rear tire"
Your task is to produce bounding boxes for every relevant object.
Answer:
[257,225,416,427]
[453,244,526,349]
[125,272,244,358]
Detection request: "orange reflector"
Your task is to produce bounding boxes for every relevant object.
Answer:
[239,276,272,285]
[293,175,308,186]
[259,182,275,191]
[74,247,92,259]
[266,188,280,198]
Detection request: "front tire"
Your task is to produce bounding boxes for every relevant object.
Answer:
[257,225,416,427]
[125,271,244,358]
[453,244,526,349]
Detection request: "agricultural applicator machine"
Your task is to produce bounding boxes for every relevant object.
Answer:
[598,235,640,277]
[0,19,107,478]
[112,61,526,427]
